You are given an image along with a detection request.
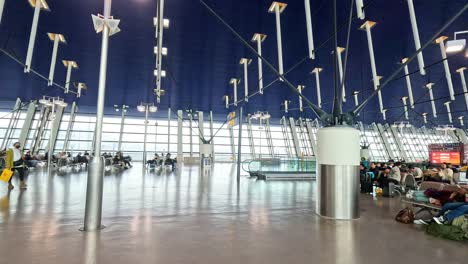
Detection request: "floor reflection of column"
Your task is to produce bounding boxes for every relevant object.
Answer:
[174,164,181,215]
[83,231,101,264]
[115,173,122,217]
[335,222,358,264]
[0,190,12,224]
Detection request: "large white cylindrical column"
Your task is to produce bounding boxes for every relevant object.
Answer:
[317,126,360,220]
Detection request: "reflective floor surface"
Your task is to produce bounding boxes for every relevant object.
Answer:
[0,163,465,264]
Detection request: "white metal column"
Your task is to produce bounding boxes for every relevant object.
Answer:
[19,101,37,148]
[289,117,302,157]
[177,110,183,162]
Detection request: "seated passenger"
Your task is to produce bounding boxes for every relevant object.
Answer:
[23,151,39,168]
[164,153,176,171]
[409,165,423,180]
[389,162,402,183]
[375,168,399,189]
[439,163,454,184]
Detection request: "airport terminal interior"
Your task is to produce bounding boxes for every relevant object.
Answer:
[0,0,467,263]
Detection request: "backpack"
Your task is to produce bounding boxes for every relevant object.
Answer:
[395,207,414,224]
[426,222,467,241]
[451,215,468,239]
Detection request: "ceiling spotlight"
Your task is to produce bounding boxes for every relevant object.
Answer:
[446,30,467,53]
[137,104,146,112]
[149,105,158,113]
[446,39,466,53]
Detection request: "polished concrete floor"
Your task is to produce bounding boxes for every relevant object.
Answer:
[0,163,465,264]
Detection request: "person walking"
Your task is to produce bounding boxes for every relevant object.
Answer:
[5,142,27,190]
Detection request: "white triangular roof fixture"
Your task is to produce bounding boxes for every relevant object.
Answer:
[92,14,121,36]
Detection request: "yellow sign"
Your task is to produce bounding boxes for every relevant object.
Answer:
[228,112,237,127]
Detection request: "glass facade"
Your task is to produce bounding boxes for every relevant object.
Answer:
[0,107,465,163]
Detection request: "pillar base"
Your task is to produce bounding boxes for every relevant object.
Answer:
[83,157,105,231]
[316,126,360,220]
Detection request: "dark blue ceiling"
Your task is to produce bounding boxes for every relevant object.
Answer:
[0,0,466,126]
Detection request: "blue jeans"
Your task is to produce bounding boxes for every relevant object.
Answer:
[437,202,468,221]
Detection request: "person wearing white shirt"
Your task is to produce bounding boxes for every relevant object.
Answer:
[439,163,454,184]
[5,141,27,190]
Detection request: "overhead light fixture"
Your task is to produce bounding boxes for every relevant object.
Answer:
[446,39,466,53]
[154,46,168,56]
[446,30,467,53]
[39,96,52,106]
[149,105,157,113]
[137,104,146,112]
[153,17,170,29]
[153,70,166,77]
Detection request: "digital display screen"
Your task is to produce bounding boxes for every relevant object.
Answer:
[430,151,461,165]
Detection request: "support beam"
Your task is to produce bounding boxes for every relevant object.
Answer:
[240,58,251,102]
[84,0,119,232]
[168,108,171,152]
[265,119,274,156]
[209,111,214,161]
[289,117,302,157]
[117,107,126,152]
[402,96,409,120]
[47,33,66,86]
[236,106,243,183]
[230,78,240,106]
[251,34,267,94]
[1,98,21,150]
[336,47,346,102]
[304,0,316,59]
[269,2,287,76]
[375,123,394,159]
[63,60,78,94]
[401,58,415,108]
[456,67,468,111]
[435,36,455,101]
[49,105,65,153]
[189,112,193,157]
[406,0,426,75]
[444,101,453,123]
[0,0,5,24]
[198,111,204,148]
[31,106,50,154]
[355,0,365,20]
[177,110,183,162]
[312,68,323,108]
[229,124,236,161]
[19,100,37,148]
[389,125,409,161]
[305,119,318,156]
[63,102,77,152]
[426,82,437,118]
[25,0,49,73]
[247,117,256,159]
[359,21,383,112]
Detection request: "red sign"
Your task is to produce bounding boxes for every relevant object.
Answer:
[430,151,461,165]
